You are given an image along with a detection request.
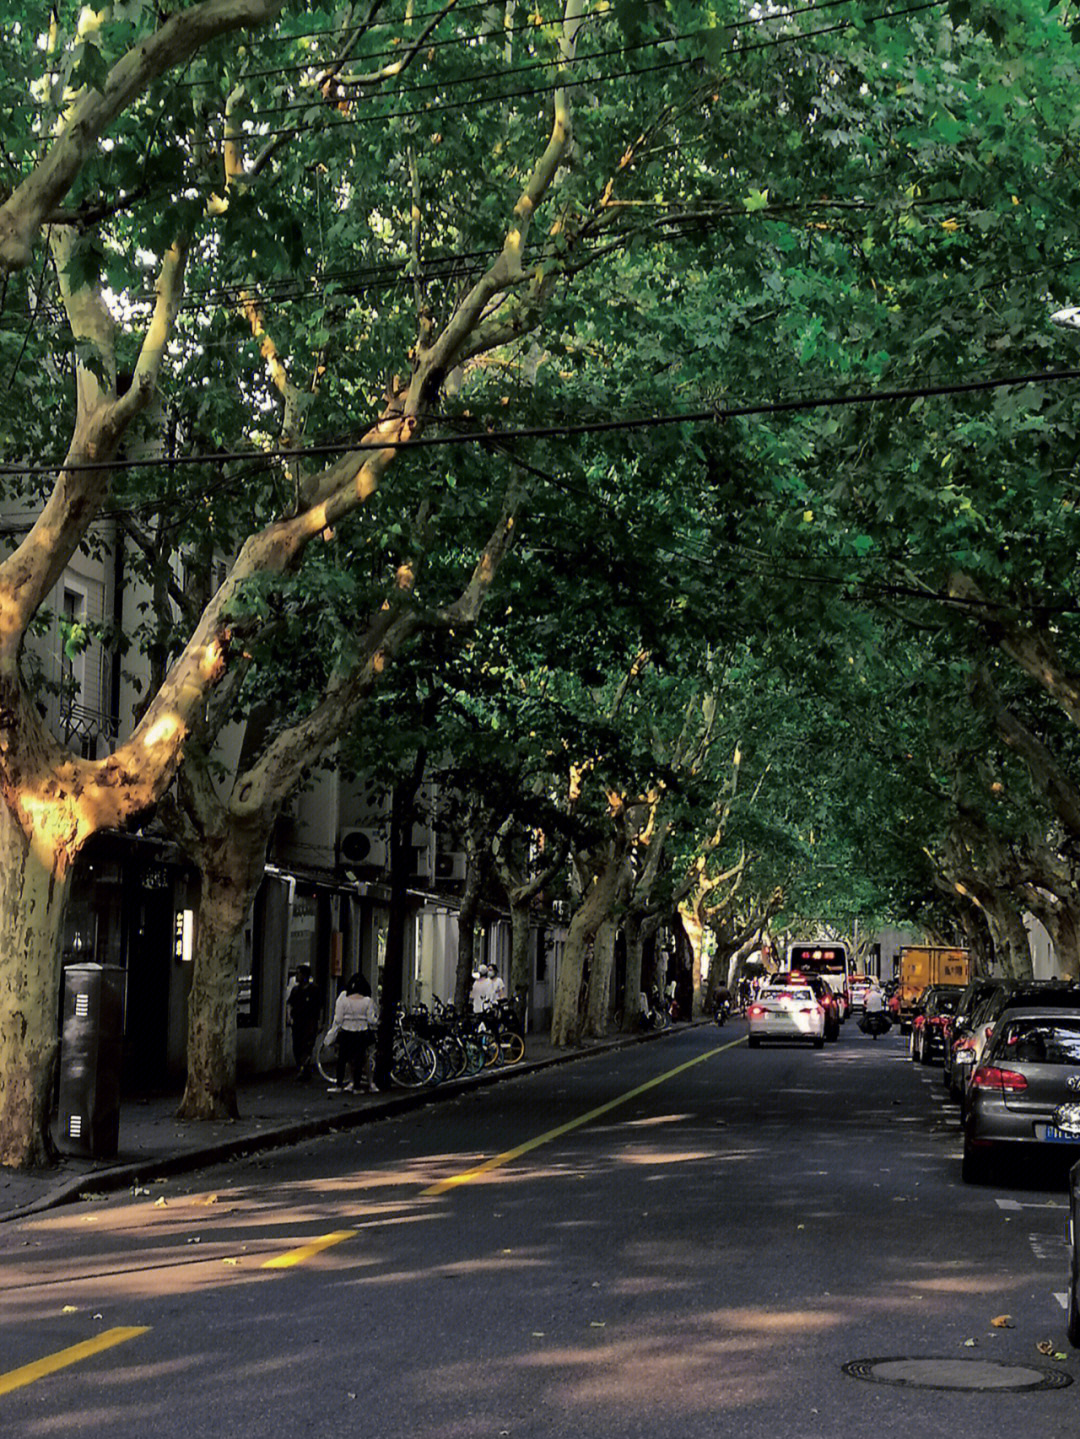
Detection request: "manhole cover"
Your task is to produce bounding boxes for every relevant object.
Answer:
[842,1357,1073,1392]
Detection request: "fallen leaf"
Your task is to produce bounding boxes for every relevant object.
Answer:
[1054,1352,1069,1361]
[62,1305,78,1314]
[1037,1341,1054,1355]
[963,1338,977,1347]
[590,1322,606,1328]
[531,1332,545,1338]
[201,1194,218,1206]
[990,1315,1014,1328]
[222,1257,240,1266]
[154,1196,168,1208]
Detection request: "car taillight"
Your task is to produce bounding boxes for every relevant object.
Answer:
[971,1066,1028,1092]
[800,1006,822,1015]
[747,1004,766,1019]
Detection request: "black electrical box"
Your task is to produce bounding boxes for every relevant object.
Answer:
[56,964,125,1158]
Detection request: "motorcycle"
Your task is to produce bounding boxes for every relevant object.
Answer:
[714,996,732,1027]
[858,1009,892,1040]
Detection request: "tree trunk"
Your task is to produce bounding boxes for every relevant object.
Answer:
[620,911,645,1034]
[177,827,269,1120]
[453,804,493,1010]
[551,843,623,1047]
[375,761,426,1085]
[677,898,706,1019]
[508,897,532,1006]
[0,805,71,1167]
[583,917,617,1038]
[982,896,1033,980]
[1022,891,1080,981]
[453,880,483,1011]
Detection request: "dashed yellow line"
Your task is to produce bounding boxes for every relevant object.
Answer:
[0,1326,150,1398]
[261,1229,357,1268]
[421,1034,745,1196]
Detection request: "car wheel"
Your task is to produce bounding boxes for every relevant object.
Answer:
[1068,1267,1080,1348]
[812,1035,825,1049]
[1069,1179,1080,1347]
[920,1032,933,1065]
[747,1036,761,1049]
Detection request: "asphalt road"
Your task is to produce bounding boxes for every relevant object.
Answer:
[2,1021,1078,1438]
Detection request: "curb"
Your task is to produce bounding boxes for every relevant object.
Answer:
[3,1021,707,1222]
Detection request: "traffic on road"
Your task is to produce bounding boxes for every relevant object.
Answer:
[3,1005,1079,1438]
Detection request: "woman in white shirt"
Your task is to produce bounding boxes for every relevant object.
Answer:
[325,974,378,1092]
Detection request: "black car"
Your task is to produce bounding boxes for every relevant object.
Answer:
[909,985,965,1065]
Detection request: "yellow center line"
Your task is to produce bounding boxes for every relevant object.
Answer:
[261,1229,357,1269]
[0,1326,150,1398]
[421,1034,745,1196]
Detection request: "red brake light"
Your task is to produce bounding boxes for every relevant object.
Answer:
[747,1004,767,1019]
[971,1066,1028,1092]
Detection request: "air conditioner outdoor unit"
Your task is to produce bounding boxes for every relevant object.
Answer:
[434,850,467,883]
[410,842,432,881]
[339,828,388,869]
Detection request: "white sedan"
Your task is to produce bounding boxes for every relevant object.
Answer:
[746,985,826,1049]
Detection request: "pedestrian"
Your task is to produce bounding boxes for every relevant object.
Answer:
[325,973,379,1093]
[470,967,495,1013]
[489,966,507,1003]
[285,965,321,1081]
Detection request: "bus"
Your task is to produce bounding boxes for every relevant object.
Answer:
[786,942,853,1019]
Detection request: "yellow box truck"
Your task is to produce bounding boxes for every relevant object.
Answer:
[896,946,970,1029]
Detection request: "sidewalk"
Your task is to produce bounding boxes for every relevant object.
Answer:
[1,1024,697,1224]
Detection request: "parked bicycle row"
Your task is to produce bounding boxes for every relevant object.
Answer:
[315,995,527,1093]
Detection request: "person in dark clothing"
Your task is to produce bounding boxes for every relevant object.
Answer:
[286,965,321,1081]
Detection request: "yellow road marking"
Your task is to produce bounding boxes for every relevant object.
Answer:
[0,1326,150,1398]
[261,1229,357,1268]
[421,1034,745,1196]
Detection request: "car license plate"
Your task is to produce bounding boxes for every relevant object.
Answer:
[1039,1125,1080,1143]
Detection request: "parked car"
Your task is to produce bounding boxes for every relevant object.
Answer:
[961,1006,1080,1184]
[746,982,826,1049]
[1069,1158,1080,1347]
[959,981,1080,1118]
[909,985,965,1065]
[943,977,1003,1098]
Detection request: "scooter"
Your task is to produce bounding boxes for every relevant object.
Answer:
[714,997,732,1027]
[858,1009,891,1040]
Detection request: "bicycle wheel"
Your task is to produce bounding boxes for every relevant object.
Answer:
[391,1033,438,1087]
[461,1035,486,1076]
[479,1029,501,1067]
[315,1030,341,1085]
[498,1031,525,1065]
[438,1033,468,1080]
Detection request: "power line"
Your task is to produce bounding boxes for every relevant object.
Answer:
[210,0,949,144]
[2,363,1077,479]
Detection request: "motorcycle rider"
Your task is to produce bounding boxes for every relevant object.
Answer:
[713,982,732,1027]
[862,982,889,1038]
